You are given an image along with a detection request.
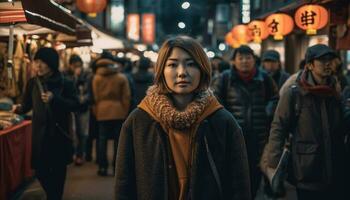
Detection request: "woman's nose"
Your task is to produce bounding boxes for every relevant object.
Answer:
[177,64,187,78]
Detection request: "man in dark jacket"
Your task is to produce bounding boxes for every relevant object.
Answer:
[69,54,92,165]
[131,56,154,105]
[263,44,348,200]
[13,47,79,200]
[261,50,290,89]
[212,45,278,198]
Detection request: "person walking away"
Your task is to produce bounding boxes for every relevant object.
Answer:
[92,57,131,176]
[13,47,79,200]
[115,36,251,200]
[131,56,154,105]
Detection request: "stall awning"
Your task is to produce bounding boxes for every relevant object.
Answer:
[0,1,92,45]
[21,0,81,36]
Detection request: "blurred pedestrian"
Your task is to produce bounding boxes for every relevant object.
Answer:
[13,47,79,200]
[261,50,290,89]
[69,54,92,166]
[92,57,131,176]
[131,56,154,105]
[212,45,278,199]
[115,36,251,199]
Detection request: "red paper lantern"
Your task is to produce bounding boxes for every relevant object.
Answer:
[231,24,252,45]
[265,13,294,40]
[248,20,269,43]
[295,4,329,35]
[76,0,107,17]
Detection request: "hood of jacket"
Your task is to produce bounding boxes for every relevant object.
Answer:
[96,66,119,76]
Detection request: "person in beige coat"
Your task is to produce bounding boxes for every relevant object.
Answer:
[92,57,131,176]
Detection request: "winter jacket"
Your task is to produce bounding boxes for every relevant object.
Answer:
[212,68,278,163]
[271,69,290,89]
[17,72,79,168]
[265,74,347,191]
[92,66,131,121]
[114,107,251,200]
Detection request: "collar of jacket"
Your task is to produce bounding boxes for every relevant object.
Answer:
[295,69,339,97]
[230,67,265,83]
[38,71,63,86]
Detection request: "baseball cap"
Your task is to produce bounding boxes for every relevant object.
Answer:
[262,50,280,61]
[305,44,336,63]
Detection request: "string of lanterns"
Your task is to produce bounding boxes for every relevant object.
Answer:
[226,4,329,48]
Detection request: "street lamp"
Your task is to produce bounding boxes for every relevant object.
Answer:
[178,22,186,29]
[218,43,226,51]
[181,2,190,9]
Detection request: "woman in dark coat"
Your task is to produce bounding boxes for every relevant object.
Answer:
[14,47,79,200]
[114,36,251,200]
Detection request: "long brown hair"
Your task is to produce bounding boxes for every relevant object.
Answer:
[154,36,212,93]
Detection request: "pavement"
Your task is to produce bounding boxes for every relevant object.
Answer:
[17,139,297,200]
[18,142,115,200]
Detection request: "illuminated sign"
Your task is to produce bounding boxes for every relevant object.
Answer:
[142,13,155,44]
[127,14,140,41]
[241,0,251,23]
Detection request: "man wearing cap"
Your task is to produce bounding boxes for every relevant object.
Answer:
[13,47,79,200]
[213,45,278,198]
[262,44,348,199]
[261,50,290,89]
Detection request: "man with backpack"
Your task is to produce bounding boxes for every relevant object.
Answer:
[262,44,348,199]
[212,45,278,198]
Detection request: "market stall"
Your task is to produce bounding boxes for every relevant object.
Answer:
[0,1,92,199]
[0,120,32,200]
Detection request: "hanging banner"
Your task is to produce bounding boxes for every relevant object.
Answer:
[127,13,140,41]
[142,13,155,44]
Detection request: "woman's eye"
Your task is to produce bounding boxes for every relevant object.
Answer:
[167,63,177,67]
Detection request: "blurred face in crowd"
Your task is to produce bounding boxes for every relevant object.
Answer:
[233,52,255,73]
[330,57,341,74]
[307,54,334,83]
[34,59,51,76]
[211,58,222,73]
[163,47,201,95]
[263,60,280,74]
[70,61,83,75]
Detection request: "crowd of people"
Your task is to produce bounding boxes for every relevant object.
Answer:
[10,35,350,200]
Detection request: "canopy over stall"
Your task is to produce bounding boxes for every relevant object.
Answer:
[0,0,92,43]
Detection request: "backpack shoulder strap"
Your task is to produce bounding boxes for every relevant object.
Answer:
[287,84,301,145]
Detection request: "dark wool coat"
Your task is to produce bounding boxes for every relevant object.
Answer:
[114,108,251,200]
[18,72,79,169]
[266,79,348,191]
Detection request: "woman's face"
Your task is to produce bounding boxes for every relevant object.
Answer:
[163,47,201,95]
